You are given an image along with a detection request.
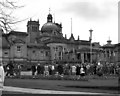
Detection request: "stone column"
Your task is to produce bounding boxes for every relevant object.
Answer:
[85,53,88,62]
[81,53,84,63]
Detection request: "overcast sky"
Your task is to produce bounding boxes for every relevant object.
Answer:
[13,0,118,45]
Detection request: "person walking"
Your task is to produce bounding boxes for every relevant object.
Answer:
[36,64,41,75]
[0,62,5,96]
[31,65,36,77]
[6,61,14,77]
[80,66,85,77]
[17,64,22,77]
[44,65,49,76]
[76,64,81,79]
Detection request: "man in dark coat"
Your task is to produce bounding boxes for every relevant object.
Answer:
[57,64,63,75]
[76,64,80,75]
[31,65,36,76]
[37,64,41,75]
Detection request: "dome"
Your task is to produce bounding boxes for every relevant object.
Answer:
[41,22,59,33]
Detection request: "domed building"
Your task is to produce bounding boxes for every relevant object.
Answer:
[1,12,115,67]
[26,13,102,65]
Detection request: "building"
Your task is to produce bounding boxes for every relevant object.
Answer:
[0,13,119,67]
[113,43,120,63]
[100,40,120,64]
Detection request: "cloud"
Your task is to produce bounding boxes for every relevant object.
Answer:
[60,1,117,21]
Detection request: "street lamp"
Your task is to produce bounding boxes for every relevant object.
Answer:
[89,29,93,64]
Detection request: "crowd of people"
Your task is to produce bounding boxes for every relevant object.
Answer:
[31,62,120,77]
[4,61,21,77]
[3,61,120,78]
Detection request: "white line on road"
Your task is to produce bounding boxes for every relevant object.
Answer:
[3,86,116,95]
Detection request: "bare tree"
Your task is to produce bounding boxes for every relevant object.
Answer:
[0,0,24,33]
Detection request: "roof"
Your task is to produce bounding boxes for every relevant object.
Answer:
[114,43,120,52]
[43,36,70,44]
[8,31,28,36]
[101,44,115,48]
[0,35,10,49]
[41,22,59,33]
[12,39,26,44]
[114,43,120,47]
[40,35,90,46]
[27,43,50,49]
[77,47,103,53]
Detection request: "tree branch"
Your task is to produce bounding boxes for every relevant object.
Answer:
[0,0,24,33]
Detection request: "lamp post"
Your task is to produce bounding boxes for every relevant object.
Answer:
[89,29,93,64]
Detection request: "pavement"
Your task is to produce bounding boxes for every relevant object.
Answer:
[2,86,119,96]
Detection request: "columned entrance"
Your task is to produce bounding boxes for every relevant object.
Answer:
[77,52,90,63]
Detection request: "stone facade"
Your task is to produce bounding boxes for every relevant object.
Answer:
[100,40,119,64]
[0,13,119,66]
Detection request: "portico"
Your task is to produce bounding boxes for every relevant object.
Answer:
[76,47,101,63]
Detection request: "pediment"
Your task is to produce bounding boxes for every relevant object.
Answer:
[12,39,25,44]
[39,37,50,42]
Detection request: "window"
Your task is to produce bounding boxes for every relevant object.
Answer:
[4,51,8,57]
[4,52,8,55]
[32,26,37,32]
[58,52,62,60]
[56,47,58,51]
[28,27,30,32]
[17,46,21,52]
[63,48,66,52]
[107,51,109,57]
[54,53,56,59]
[33,50,35,53]
[59,52,61,57]
[46,51,49,56]
[59,57,61,60]
[41,51,43,53]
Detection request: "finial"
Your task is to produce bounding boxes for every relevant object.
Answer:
[89,29,93,32]
[78,35,80,40]
[49,8,51,14]
[37,19,39,22]
[107,36,112,44]
[71,18,72,34]
[89,29,93,42]
[60,22,62,28]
